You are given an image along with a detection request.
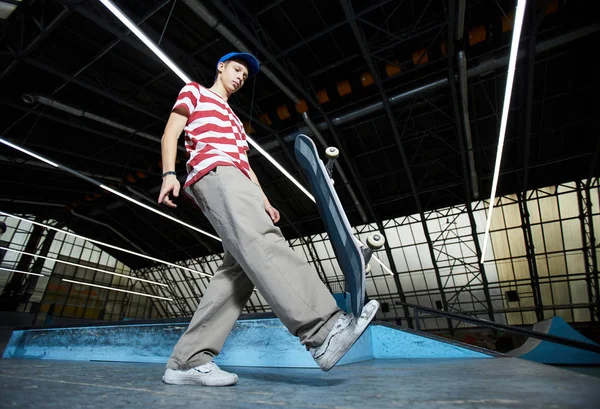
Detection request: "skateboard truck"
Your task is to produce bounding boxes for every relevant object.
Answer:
[362,233,385,275]
[324,147,339,185]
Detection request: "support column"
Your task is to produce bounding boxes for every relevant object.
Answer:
[19,229,57,307]
[577,180,599,322]
[517,192,544,321]
[0,223,44,311]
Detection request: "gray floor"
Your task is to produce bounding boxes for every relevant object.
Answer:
[1,357,599,409]
[559,365,600,379]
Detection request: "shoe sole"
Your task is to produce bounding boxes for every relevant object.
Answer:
[162,370,238,386]
[318,300,380,372]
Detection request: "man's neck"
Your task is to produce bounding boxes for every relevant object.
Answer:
[209,80,230,101]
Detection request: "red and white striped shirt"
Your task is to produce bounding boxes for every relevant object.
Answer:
[173,82,251,190]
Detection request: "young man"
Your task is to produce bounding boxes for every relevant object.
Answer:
[157,52,379,386]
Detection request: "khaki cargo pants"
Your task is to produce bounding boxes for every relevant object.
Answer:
[166,165,341,370]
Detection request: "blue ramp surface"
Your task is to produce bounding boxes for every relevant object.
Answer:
[372,325,492,359]
[3,319,494,366]
[507,316,600,365]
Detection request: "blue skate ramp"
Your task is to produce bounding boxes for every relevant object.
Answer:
[2,319,494,367]
[507,316,600,365]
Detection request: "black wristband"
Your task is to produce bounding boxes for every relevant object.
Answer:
[161,171,177,178]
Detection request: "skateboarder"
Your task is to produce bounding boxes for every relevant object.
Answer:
[157,52,378,386]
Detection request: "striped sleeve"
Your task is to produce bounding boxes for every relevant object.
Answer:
[172,82,201,117]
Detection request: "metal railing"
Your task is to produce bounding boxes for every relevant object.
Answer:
[395,301,600,354]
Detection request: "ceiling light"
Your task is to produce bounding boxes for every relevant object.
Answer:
[1,246,168,287]
[63,278,173,301]
[0,267,45,277]
[0,137,58,167]
[0,0,21,20]
[480,0,528,264]
[0,211,210,277]
[98,0,190,83]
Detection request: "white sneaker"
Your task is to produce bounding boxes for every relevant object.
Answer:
[162,361,238,386]
[310,300,379,371]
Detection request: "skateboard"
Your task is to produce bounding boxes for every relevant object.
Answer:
[294,134,385,317]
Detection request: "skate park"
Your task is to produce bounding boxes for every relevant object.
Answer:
[1,0,600,407]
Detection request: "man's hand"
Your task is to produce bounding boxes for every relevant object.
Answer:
[158,175,180,208]
[265,204,280,224]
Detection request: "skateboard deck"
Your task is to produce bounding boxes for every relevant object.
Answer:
[294,134,365,317]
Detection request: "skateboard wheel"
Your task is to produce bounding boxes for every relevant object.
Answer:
[365,263,371,274]
[325,147,339,159]
[367,233,385,249]
[330,178,335,185]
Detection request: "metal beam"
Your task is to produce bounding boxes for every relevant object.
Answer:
[0,220,44,311]
[457,52,479,199]
[0,154,123,183]
[445,0,494,321]
[304,236,335,294]
[21,94,185,154]
[0,99,163,156]
[153,264,190,316]
[517,191,544,321]
[0,6,71,82]
[456,0,465,40]
[256,23,600,153]
[55,0,173,94]
[19,229,56,307]
[578,180,599,322]
[23,58,165,121]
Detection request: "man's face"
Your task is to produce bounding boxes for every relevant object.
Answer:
[218,59,249,94]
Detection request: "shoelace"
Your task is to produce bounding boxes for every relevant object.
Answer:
[193,361,217,373]
[194,361,217,373]
[335,315,353,330]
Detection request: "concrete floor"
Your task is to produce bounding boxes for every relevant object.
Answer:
[560,365,600,379]
[1,357,599,409]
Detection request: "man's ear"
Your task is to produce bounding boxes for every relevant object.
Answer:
[216,61,226,76]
